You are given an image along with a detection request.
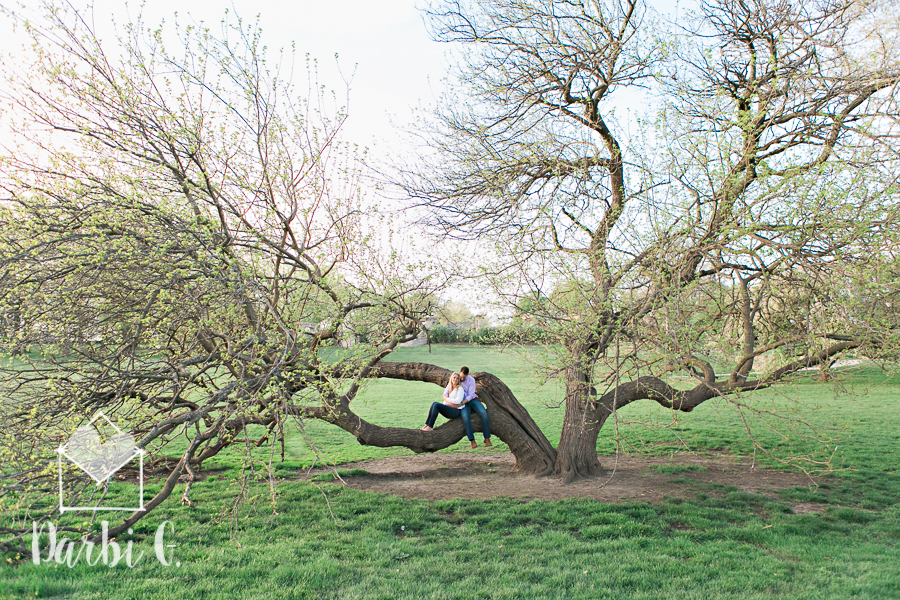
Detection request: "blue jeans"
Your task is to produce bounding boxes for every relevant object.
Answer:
[425,399,491,441]
[465,399,491,440]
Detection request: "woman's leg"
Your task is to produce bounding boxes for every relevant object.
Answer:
[424,402,443,429]
[423,403,476,445]
[425,403,465,429]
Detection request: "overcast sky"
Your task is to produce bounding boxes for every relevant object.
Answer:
[1,0,685,154]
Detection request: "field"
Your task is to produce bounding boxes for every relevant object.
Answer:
[2,345,899,599]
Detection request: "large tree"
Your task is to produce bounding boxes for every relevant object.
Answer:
[0,1,569,556]
[399,0,900,481]
[0,2,444,554]
[2,0,899,558]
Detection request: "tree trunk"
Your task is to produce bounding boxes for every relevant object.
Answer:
[330,361,558,475]
[474,371,557,475]
[553,365,608,483]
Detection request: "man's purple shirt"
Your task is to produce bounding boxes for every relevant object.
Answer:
[443,375,478,402]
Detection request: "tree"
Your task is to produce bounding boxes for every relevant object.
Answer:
[437,299,474,325]
[0,2,449,554]
[2,0,898,559]
[0,1,568,556]
[399,0,900,481]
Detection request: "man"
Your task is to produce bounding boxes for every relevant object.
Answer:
[443,366,492,448]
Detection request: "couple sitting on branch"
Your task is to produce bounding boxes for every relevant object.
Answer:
[420,366,492,449]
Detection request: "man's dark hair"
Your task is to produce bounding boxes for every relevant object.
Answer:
[460,366,469,375]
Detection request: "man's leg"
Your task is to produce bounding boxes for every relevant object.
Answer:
[458,405,476,443]
[467,399,491,443]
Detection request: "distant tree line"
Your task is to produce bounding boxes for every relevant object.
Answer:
[426,324,549,345]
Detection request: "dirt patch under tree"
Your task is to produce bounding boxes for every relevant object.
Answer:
[302,448,825,511]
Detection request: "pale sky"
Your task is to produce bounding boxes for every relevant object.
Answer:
[0,0,449,152]
[0,0,684,155]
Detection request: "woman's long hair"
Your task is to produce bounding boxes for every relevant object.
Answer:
[448,372,461,390]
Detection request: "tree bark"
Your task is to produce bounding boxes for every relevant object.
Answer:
[553,365,607,483]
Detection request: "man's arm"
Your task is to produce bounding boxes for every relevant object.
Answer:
[462,377,477,402]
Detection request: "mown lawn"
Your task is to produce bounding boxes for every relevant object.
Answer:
[2,345,899,599]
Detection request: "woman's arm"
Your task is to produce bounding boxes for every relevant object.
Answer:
[445,387,465,407]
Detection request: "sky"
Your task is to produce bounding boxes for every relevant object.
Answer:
[0,0,450,151]
[0,0,684,160]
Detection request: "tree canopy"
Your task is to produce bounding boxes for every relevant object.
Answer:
[0,2,451,553]
[399,0,900,480]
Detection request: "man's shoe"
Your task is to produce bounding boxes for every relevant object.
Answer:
[483,438,492,447]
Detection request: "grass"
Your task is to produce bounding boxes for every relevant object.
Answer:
[4,480,900,599]
[208,345,897,482]
[2,345,899,599]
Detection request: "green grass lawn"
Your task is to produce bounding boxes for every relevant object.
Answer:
[3,345,899,599]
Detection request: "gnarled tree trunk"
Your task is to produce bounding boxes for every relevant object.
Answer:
[553,365,607,483]
[298,361,557,476]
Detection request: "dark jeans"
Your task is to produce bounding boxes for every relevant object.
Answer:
[425,399,491,441]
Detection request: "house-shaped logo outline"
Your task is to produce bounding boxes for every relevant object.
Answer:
[55,411,146,513]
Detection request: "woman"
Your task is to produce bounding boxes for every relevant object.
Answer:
[420,372,479,448]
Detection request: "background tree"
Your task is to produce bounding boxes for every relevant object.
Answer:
[437,300,474,325]
[399,0,900,481]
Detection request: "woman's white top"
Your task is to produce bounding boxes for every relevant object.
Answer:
[447,386,465,408]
